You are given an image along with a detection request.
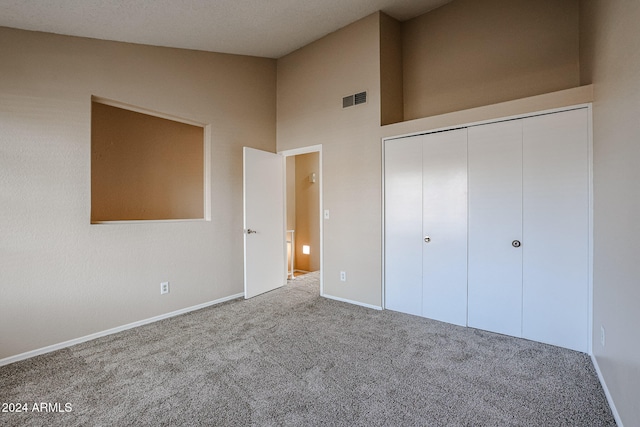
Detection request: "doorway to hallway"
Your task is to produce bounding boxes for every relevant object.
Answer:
[280,145,323,294]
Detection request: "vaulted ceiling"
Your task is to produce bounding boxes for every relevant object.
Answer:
[0,0,453,58]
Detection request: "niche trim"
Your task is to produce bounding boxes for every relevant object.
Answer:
[91,96,211,224]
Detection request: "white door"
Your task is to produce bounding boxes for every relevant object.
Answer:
[522,108,589,352]
[384,130,468,325]
[243,147,286,299]
[384,136,423,316]
[468,120,523,337]
[422,129,468,326]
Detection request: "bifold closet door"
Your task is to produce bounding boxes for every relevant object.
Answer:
[385,130,467,324]
[468,120,523,337]
[522,108,589,352]
[421,129,467,326]
[385,136,423,316]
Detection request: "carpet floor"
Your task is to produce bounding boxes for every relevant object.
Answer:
[0,272,615,426]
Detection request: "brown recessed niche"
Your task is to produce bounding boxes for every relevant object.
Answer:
[91,97,208,223]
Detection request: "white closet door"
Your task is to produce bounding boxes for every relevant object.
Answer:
[422,129,468,326]
[385,137,423,316]
[522,108,589,352]
[468,120,523,337]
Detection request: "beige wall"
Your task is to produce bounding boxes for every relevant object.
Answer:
[580,1,640,424]
[277,12,383,306]
[402,0,580,120]
[285,156,296,274]
[286,156,296,231]
[91,101,204,222]
[380,13,403,126]
[5,9,636,424]
[381,86,593,139]
[277,8,588,308]
[294,153,320,272]
[277,2,635,421]
[0,27,276,360]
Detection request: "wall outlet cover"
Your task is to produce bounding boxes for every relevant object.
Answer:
[160,281,170,295]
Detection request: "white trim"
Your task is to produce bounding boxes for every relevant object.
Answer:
[322,293,382,311]
[243,147,249,297]
[384,104,591,143]
[279,144,322,157]
[91,219,207,225]
[278,145,324,297]
[0,293,244,368]
[587,104,594,355]
[204,124,212,221]
[91,95,207,127]
[381,138,386,310]
[591,355,624,426]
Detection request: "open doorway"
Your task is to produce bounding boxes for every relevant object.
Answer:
[280,145,322,294]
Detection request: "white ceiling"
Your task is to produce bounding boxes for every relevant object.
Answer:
[0,0,452,58]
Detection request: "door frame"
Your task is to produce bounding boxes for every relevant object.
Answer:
[278,144,324,296]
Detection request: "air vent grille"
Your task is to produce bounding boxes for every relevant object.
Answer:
[342,91,367,108]
[355,91,367,105]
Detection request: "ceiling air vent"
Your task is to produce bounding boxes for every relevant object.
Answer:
[342,91,367,108]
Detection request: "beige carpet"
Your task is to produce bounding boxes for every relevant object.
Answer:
[0,272,615,426]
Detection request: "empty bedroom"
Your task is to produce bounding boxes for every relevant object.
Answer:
[1,0,638,425]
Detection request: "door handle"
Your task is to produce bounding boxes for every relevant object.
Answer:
[512,240,521,248]
[246,229,257,234]
[424,236,431,243]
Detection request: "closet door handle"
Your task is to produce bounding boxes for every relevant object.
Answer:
[512,240,521,248]
[424,236,431,243]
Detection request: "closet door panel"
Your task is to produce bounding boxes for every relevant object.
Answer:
[422,129,468,326]
[468,120,523,337]
[384,137,423,316]
[522,108,589,352]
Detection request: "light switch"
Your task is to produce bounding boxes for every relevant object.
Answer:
[324,210,330,219]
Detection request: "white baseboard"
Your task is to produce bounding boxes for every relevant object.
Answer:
[0,293,244,368]
[591,354,624,426]
[321,293,382,311]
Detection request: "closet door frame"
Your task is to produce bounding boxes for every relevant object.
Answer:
[382,103,593,353]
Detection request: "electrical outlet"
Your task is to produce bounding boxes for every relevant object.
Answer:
[340,271,346,282]
[600,326,605,347]
[160,281,170,295]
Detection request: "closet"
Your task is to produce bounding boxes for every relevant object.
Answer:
[384,107,590,352]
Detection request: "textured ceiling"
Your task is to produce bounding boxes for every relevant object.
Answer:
[0,0,452,58]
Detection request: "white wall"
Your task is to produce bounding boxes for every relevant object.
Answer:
[0,27,276,360]
[580,1,640,424]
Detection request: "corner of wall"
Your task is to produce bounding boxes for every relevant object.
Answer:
[591,354,625,426]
